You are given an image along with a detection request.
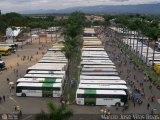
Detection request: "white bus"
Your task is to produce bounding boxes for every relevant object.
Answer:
[43,54,65,57]
[81,57,110,60]
[76,89,128,106]
[41,56,67,60]
[16,78,63,84]
[82,68,117,72]
[78,84,128,94]
[35,63,66,66]
[24,74,64,79]
[16,82,62,97]
[27,65,65,72]
[81,61,114,65]
[81,72,119,76]
[80,75,121,80]
[82,60,112,62]
[28,70,65,75]
[82,54,109,57]
[48,48,62,51]
[83,65,116,68]
[83,46,104,48]
[38,60,68,63]
[81,48,104,51]
[80,80,126,85]
[82,51,107,54]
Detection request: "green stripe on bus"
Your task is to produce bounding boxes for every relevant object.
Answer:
[84,89,96,94]
[84,90,96,106]
[42,83,53,97]
[44,78,56,83]
[42,83,53,87]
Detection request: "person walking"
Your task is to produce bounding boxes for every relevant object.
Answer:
[133,102,136,108]
[0,96,2,103]
[15,106,17,111]
[147,103,150,110]
[7,78,10,83]
[3,95,5,102]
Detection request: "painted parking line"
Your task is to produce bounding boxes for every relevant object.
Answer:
[9,96,18,104]
[22,115,33,120]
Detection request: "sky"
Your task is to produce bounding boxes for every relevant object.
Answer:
[0,0,159,13]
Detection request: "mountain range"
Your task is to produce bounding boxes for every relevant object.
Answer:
[20,3,160,15]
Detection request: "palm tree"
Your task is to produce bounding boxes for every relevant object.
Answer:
[146,38,150,64]
[140,35,144,60]
[136,31,140,56]
[35,102,73,120]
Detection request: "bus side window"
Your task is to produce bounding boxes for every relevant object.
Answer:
[16,87,22,93]
[77,94,83,98]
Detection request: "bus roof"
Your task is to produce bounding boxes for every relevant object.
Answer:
[81,48,104,51]
[17,82,62,87]
[27,66,64,71]
[80,75,120,80]
[81,61,114,65]
[41,56,67,59]
[81,57,110,60]
[78,84,128,90]
[80,80,126,84]
[82,54,109,57]
[0,61,4,64]
[17,78,62,83]
[28,70,65,74]
[81,72,119,76]
[82,60,112,62]
[0,43,17,46]
[83,46,104,48]
[24,74,64,78]
[82,68,116,72]
[0,47,11,51]
[38,60,68,63]
[76,89,126,95]
[83,65,116,68]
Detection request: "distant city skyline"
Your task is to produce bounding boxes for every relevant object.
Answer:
[0,0,159,13]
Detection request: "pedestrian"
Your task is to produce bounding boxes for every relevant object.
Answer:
[15,106,17,111]
[0,96,2,103]
[133,102,136,108]
[151,96,155,102]
[7,78,10,83]
[147,103,150,110]
[144,76,146,82]
[16,69,18,74]
[3,95,5,102]
[149,84,152,90]
[134,75,136,79]
[19,110,22,117]
[141,82,143,87]
[10,86,12,93]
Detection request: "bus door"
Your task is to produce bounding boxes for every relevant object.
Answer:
[42,83,53,97]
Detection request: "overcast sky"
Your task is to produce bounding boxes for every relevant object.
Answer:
[0,0,159,13]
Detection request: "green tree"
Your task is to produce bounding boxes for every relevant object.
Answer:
[35,102,73,120]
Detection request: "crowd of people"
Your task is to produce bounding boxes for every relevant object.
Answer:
[96,26,159,114]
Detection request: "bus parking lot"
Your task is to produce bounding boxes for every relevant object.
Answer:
[0,27,159,120]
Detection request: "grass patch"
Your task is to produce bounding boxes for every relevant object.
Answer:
[69,47,81,102]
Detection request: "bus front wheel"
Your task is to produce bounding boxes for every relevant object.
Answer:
[115,102,120,107]
[21,93,26,97]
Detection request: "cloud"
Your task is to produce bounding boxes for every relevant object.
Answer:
[0,0,159,13]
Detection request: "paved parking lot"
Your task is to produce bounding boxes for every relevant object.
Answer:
[0,28,159,120]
